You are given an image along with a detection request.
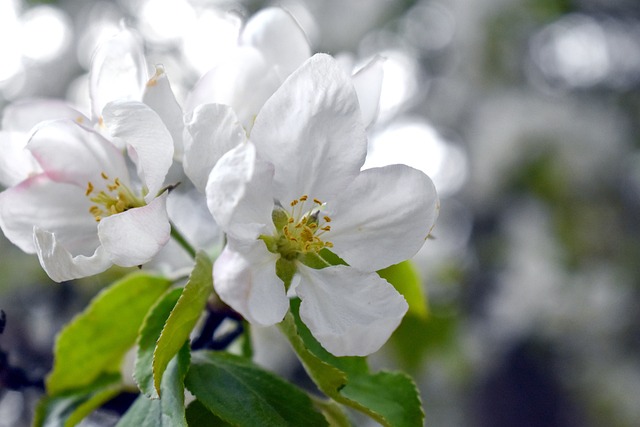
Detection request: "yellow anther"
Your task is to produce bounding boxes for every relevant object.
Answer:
[300,229,313,241]
[325,242,334,248]
[85,175,143,222]
[76,116,85,124]
[274,196,334,257]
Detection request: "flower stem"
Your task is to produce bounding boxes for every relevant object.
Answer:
[170,224,196,259]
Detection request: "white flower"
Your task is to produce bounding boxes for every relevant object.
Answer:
[0,99,174,282]
[206,54,439,356]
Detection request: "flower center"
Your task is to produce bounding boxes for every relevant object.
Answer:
[85,172,144,222]
[267,195,334,260]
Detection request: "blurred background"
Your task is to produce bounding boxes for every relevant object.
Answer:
[1,0,640,426]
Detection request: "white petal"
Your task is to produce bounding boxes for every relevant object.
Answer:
[34,227,112,282]
[251,54,367,204]
[102,101,174,202]
[1,98,88,132]
[206,142,274,241]
[184,47,281,130]
[183,104,246,193]
[213,241,287,326]
[240,8,310,80]
[142,65,185,159]
[97,192,170,267]
[0,131,41,187]
[26,119,130,190]
[296,265,408,357]
[352,56,384,128]
[0,175,99,254]
[328,165,439,272]
[89,29,148,120]
[166,184,221,250]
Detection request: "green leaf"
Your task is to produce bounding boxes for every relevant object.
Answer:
[185,351,328,427]
[185,400,233,427]
[34,373,121,427]
[135,288,184,398]
[153,252,212,395]
[47,273,173,395]
[340,371,423,427]
[280,300,424,427]
[378,260,427,318]
[118,345,190,427]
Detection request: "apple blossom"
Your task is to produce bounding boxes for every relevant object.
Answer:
[0,99,174,282]
[206,54,439,356]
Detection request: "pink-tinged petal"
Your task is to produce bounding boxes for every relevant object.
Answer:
[89,29,148,121]
[352,56,384,128]
[206,142,274,241]
[34,227,112,282]
[102,101,174,202]
[213,241,287,326]
[184,47,281,130]
[184,103,246,192]
[0,175,98,254]
[97,192,170,267]
[26,119,130,190]
[142,65,185,159]
[0,131,41,187]
[240,8,311,80]
[251,54,367,204]
[1,98,88,132]
[297,265,408,357]
[328,165,439,272]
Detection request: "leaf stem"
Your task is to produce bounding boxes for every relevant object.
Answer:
[170,224,196,259]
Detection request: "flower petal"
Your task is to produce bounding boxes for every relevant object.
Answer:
[1,98,88,132]
[142,65,185,159]
[97,192,170,267]
[166,184,221,250]
[0,175,98,254]
[240,8,311,80]
[183,103,246,193]
[26,119,130,189]
[296,265,408,356]
[34,227,112,282]
[89,28,148,120]
[251,54,367,204]
[352,56,384,128]
[206,142,274,241]
[213,240,287,326]
[328,165,439,272]
[0,131,41,187]
[102,101,174,202]
[184,46,281,130]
